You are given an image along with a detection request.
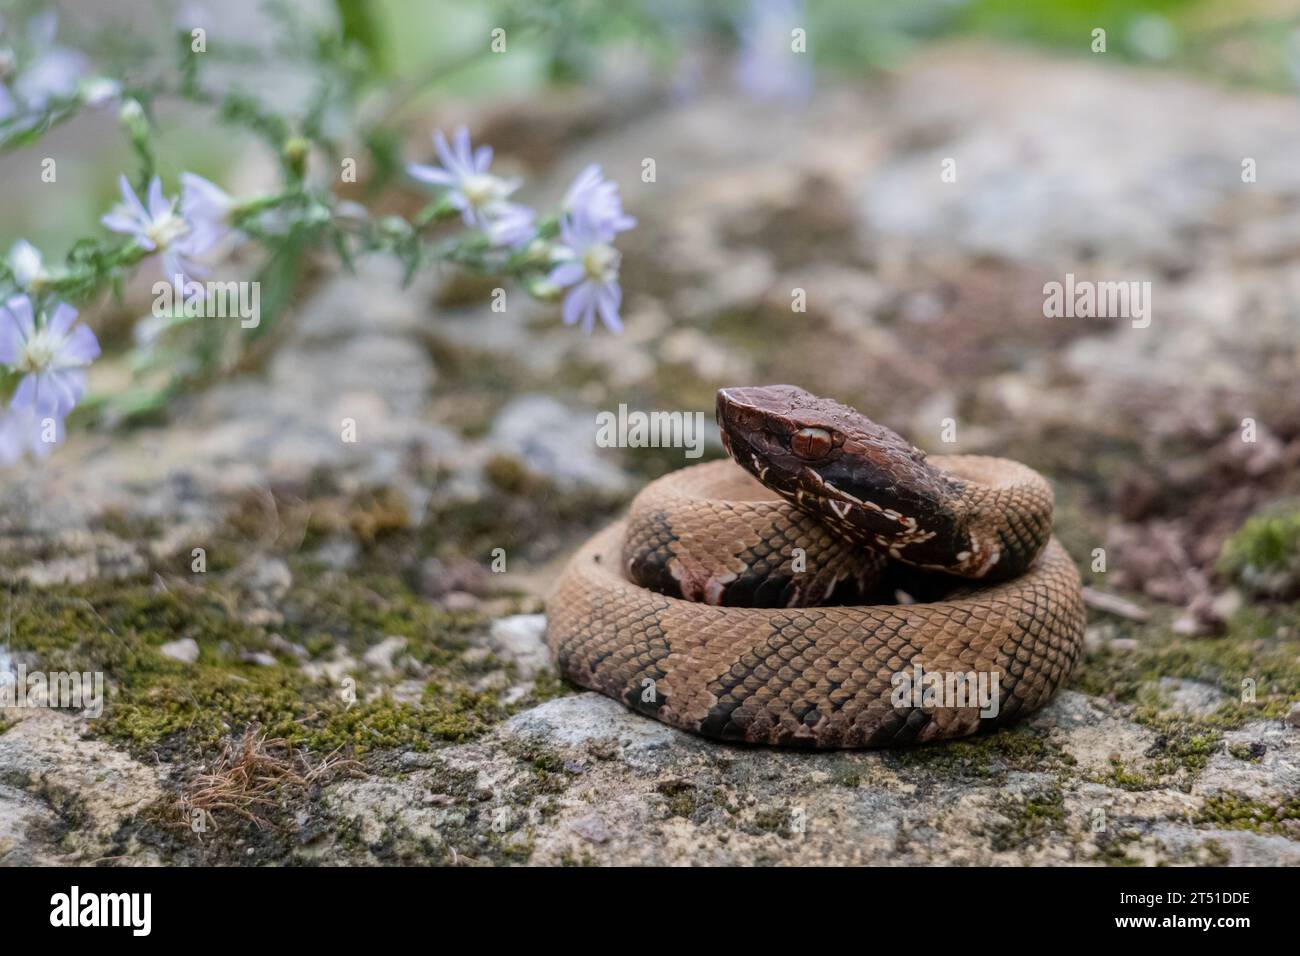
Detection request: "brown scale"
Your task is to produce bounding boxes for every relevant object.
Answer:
[623,461,887,608]
[549,518,1084,748]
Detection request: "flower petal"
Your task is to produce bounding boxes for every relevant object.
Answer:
[146,176,169,218]
[0,295,36,353]
[56,323,100,367]
[595,283,624,333]
[100,211,145,240]
[46,368,86,415]
[406,163,455,186]
[562,282,594,329]
[11,373,40,412]
[46,301,78,339]
[451,126,473,168]
[548,262,584,288]
[118,173,148,221]
[433,129,459,175]
[0,316,24,367]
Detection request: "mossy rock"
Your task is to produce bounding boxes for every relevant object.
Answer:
[1219,500,1300,598]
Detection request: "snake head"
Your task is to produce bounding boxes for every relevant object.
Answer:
[716,385,979,571]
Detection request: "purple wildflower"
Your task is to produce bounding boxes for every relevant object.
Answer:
[483,202,537,249]
[407,126,535,247]
[101,175,222,290]
[179,171,235,251]
[2,12,87,113]
[548,212,625,335]
[562,164,635,241]
[0,294,100,418]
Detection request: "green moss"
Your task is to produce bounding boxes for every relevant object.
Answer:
[1072,604,1300,728]
[656,779,698,819]
[990,787,1066,852]
[308,686,506,752]
[751,805,795,836]
[1139,711,1221,777]
[527,748,566,774]
[1092,833,1145,867]
[1089,709,1225,791]
[1071,602,1300,789]
[1219,501,1300,597]
[528,670,574,705]
[101,655,510,757]
[3,557,544,761]
[832,766,862,788]
[888,726,1076,779]
[1103,759,1155,791]
[5,578,260,678]
[1195,793,1300,834]
[499,835,534,863]
[278,568,484,665]
[105,666,311,751]
[1227,742,1264,763]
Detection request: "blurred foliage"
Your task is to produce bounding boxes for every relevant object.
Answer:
[1,0,1295,295]
[797,0,1300,88]
[1220,501,1300,599]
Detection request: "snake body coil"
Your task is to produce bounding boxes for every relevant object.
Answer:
[546,386,1086,748]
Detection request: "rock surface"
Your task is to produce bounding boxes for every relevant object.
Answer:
[305,692,1300,866]
[0,711,166,866]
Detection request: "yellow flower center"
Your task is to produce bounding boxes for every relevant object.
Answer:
[461,174,501,209]
[582,243,619,283]
[146,209,188,248]
[18,329,57,373]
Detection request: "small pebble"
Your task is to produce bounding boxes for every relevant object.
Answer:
[159,637,200,665]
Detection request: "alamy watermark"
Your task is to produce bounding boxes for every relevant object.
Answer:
[596,404,706,459]
[1043,272,1151,328]
[890,663,1000,718]
[0,662,104,718]
[50,886,151,936]
[152,276,261,329]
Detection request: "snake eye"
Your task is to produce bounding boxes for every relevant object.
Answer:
[791,426,832,460]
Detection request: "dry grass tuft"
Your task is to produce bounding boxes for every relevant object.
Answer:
[177,728,362,833]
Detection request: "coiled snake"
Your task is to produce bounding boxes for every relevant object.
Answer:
[546,385,1085,748]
